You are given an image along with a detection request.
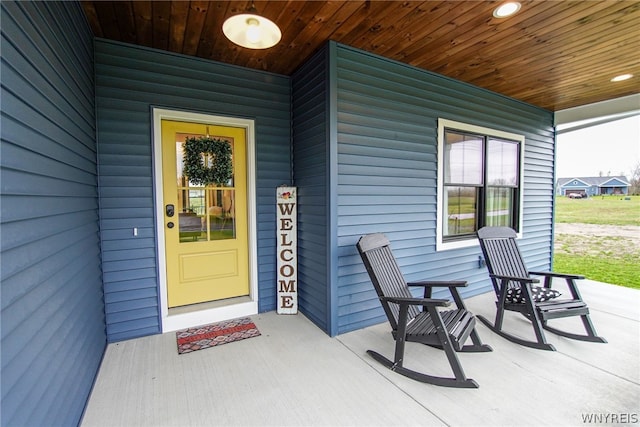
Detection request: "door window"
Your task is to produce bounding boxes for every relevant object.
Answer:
[175,136,236,242]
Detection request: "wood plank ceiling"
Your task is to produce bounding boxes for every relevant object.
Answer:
[81,1,640,111]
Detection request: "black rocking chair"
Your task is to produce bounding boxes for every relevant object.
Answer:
[356,233,492,388]
[476,226,606,351]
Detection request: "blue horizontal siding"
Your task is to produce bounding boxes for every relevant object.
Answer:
[292,44,330,332]
[333,44,555,334]
[1,2,105,426]
[95,39,291,341]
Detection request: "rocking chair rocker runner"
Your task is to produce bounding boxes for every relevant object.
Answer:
[476,226,606,351]
[357,233,492,388]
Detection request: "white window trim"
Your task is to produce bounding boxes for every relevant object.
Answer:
[436,118,525,251]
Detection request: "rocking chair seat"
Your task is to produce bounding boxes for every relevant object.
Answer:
[403,309,476,351]
[533,299,590,318]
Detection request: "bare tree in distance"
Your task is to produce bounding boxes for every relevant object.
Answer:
[630,162,640,195]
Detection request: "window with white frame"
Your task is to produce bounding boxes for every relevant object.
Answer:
[436,119,524,250]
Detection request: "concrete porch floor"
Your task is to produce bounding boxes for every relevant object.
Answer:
[82,280,639,426]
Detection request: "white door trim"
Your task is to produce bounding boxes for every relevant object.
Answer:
[152,108,258,332]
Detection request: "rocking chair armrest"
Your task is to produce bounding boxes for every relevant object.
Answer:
[408,280,468,288]
[408,281,468,306]
[529,271,585,280]
[380,296,451,308]
[489,274,539,284]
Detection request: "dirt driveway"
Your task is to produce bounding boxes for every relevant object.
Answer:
[554,223,640,256]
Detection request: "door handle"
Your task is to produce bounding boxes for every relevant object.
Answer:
[166,204,175,217]
[167,222,174,229]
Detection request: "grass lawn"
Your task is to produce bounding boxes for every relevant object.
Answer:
[554,195,640,289]
[554,253,640,289]
[554,234,640,289]
[555,195,640,226]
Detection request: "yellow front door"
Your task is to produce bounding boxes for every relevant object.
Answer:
[161,120,249,308]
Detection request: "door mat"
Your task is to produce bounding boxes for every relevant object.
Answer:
[176,317,261,354]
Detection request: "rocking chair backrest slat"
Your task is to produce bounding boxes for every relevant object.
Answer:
[357,234,421,329]
[484,239,529,278]
[477,227,529,292]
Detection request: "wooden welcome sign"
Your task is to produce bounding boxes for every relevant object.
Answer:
[276,186,297,314]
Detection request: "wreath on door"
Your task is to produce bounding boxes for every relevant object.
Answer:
[183,136,233,185]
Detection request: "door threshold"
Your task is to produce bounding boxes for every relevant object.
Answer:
[169,296,252,316]
[163,296,258,333]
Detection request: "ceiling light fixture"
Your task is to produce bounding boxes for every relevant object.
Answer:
[222,3,281,49]
[611,74,633,82]
[493,2,521,18]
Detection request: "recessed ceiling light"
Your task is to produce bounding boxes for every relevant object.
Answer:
[493,2,521,18]
[611,74,633,82]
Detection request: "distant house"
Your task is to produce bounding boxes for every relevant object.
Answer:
[556,176,630,197]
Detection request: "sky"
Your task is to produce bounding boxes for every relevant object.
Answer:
[555,115,640,179]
